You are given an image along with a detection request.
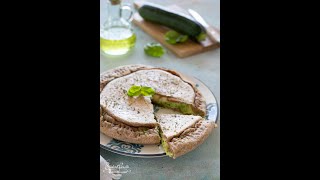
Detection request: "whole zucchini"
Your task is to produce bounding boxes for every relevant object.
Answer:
[138,4,202,37]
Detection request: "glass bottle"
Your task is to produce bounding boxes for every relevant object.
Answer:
[100,0,136,56]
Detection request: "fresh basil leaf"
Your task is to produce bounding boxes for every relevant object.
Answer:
[166,38,177,44]
[144,43,165,57]
[177,34,188,43]
[196,32,207,42]
[141,86,155,96]
[165,31,179,44]
[127,85,155,97]
[165,30,189,44]
[127,85,141,97]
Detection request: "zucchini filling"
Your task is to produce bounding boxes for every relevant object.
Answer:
[152,94,201,116]
[160,130,174,157]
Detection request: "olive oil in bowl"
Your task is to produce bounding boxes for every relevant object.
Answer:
[100,27,136,56]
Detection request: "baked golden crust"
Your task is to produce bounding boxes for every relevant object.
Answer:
[168,120,216,159]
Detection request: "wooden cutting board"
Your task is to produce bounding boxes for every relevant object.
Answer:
[133,1,220,58]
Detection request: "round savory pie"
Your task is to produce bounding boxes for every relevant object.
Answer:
[100,64,217,158]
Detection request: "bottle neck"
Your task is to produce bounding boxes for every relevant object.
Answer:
[108,0,121,20]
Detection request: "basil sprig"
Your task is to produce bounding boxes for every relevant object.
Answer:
[165,30,189,44]
[127,85,155,97]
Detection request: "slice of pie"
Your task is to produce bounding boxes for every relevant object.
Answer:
[156,114,215,159]
[100,104,161,144]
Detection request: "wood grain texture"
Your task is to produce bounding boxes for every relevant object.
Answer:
[132,2,220,58]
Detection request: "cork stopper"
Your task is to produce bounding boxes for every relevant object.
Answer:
[110,0,121,5]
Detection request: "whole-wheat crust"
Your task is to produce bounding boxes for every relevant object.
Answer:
[100,105,161,144]
[100,64,214,151]
[168,120,216,159]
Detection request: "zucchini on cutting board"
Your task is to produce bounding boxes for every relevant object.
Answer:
[133,1,220,58]
[138,4,203,38]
